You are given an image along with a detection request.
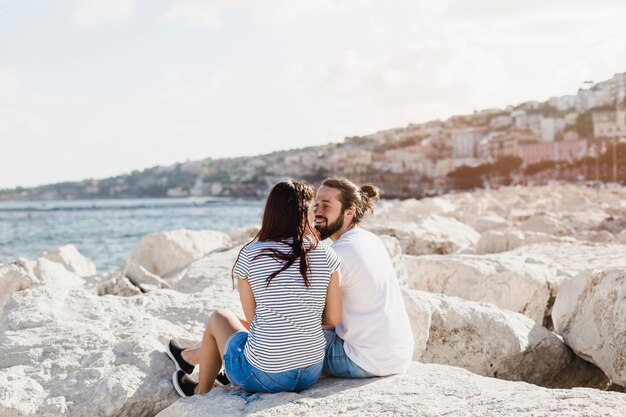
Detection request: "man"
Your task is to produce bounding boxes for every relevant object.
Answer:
[314,177,414,378]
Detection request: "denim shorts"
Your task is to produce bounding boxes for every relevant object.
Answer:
[223,331,323,393]
[323,330,376,378]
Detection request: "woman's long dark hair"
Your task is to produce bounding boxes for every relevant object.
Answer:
[232,179,319,288]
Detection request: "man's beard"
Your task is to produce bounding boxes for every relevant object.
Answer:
[315,211,345,240]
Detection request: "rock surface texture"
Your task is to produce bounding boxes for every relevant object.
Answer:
[1,183,626,416]
[552,268,626,386]
[123,229,232,276]
[155,363,625,417]
[403,289,609,389]
[403,253,553,323]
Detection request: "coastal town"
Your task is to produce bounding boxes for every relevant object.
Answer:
[3,72,626,200]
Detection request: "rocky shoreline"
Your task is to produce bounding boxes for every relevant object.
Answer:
[1,183,625,416]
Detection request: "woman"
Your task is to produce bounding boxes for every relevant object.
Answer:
[166,179,342,396]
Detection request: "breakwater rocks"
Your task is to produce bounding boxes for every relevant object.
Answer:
[1,184,625,416]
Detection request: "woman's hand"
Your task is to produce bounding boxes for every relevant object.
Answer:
[322,271,342,327]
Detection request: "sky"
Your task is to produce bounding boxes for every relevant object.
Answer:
[1,0,626,189]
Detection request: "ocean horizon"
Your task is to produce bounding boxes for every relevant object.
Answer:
[0,197,264,273]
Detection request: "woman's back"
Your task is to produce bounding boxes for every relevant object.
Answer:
[233,239,340,372]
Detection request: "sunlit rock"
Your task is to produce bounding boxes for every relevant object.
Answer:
[125,263,170,291]
[123,229,232,276]
[403,289,609,389]
[403,253,553,323]
[0,259,38,312]
[366,214,480,255]
[157,362,621,417]
[40,244,97,277]
[552,269,626,386]
[0,282,241,417]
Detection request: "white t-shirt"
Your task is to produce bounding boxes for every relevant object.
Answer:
[332,227,414,376]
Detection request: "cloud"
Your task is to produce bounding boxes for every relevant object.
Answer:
[162,0,374,28]
[313,41,508,113]
[249,0,373,24]
[0,66,20,98]
[153,66,229,107]
[71,0,137,26]
[0,109,47,136]
[162,0,227,29]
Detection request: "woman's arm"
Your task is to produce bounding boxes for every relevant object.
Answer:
[238,277,256,326]
[322,270,342,327]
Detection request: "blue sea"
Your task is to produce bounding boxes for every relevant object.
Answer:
[0,198,264,273]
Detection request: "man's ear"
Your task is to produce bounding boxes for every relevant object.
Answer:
[344,206,355,220]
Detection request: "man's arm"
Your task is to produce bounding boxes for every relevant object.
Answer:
[322,270,342,327]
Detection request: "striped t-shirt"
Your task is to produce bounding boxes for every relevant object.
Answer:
[233,238,341,372]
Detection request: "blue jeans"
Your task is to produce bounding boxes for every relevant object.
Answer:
[223,331,323,393]
[323,330,376,378]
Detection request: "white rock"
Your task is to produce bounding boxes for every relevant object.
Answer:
[366,214,480,255]
[560,209,610,232]
[506,242,626,283]
[558,193,591,212]
[224,226,260,245]
[165,246,243,296]
[552,268,626,386]
[576,230,617,244]
[507,207,537,222]
[39,244,97,277]
[364,197,457,225]
[125,263,170,291]
[403,290,608,389]
[378,235,407,286]
[0,281,240,417]
[475,228,566,254]
[156,362,624,417]
[34,258,85,288]
[0,259,38,312]
[123,229,233,276]
[403,254,553,323]
[87,271,143,297]
[598,216,626,234]
[519,213,573,236]
[458,212,509,233]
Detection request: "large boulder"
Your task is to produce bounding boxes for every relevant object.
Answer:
[475,229,567,254]
[519,213,573,236]
[364,197,457,224]
[156,362,625,417]
[0,286,178,417]
[124,263,170,291]
[506,242,626,283]
[378,235,407,286]
[224,226,260,246]
[0,256,85,312]
[552,268,626,387]
[366,214,480,255]
[33,258,85,288]
[39,244,96,277]
[0,259,38,312]
[457,212,509,233]
[403,289,609,389]
[123,229,232,276]
[0,280,240,417]
[165,246,243,296]
[403,253,553,323]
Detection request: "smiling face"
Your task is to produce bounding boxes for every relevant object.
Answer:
[314,185,354,241]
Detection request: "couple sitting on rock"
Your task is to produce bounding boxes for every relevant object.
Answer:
[165,177,414,397]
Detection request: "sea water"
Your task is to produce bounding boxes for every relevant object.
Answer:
[0,198,264,273]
